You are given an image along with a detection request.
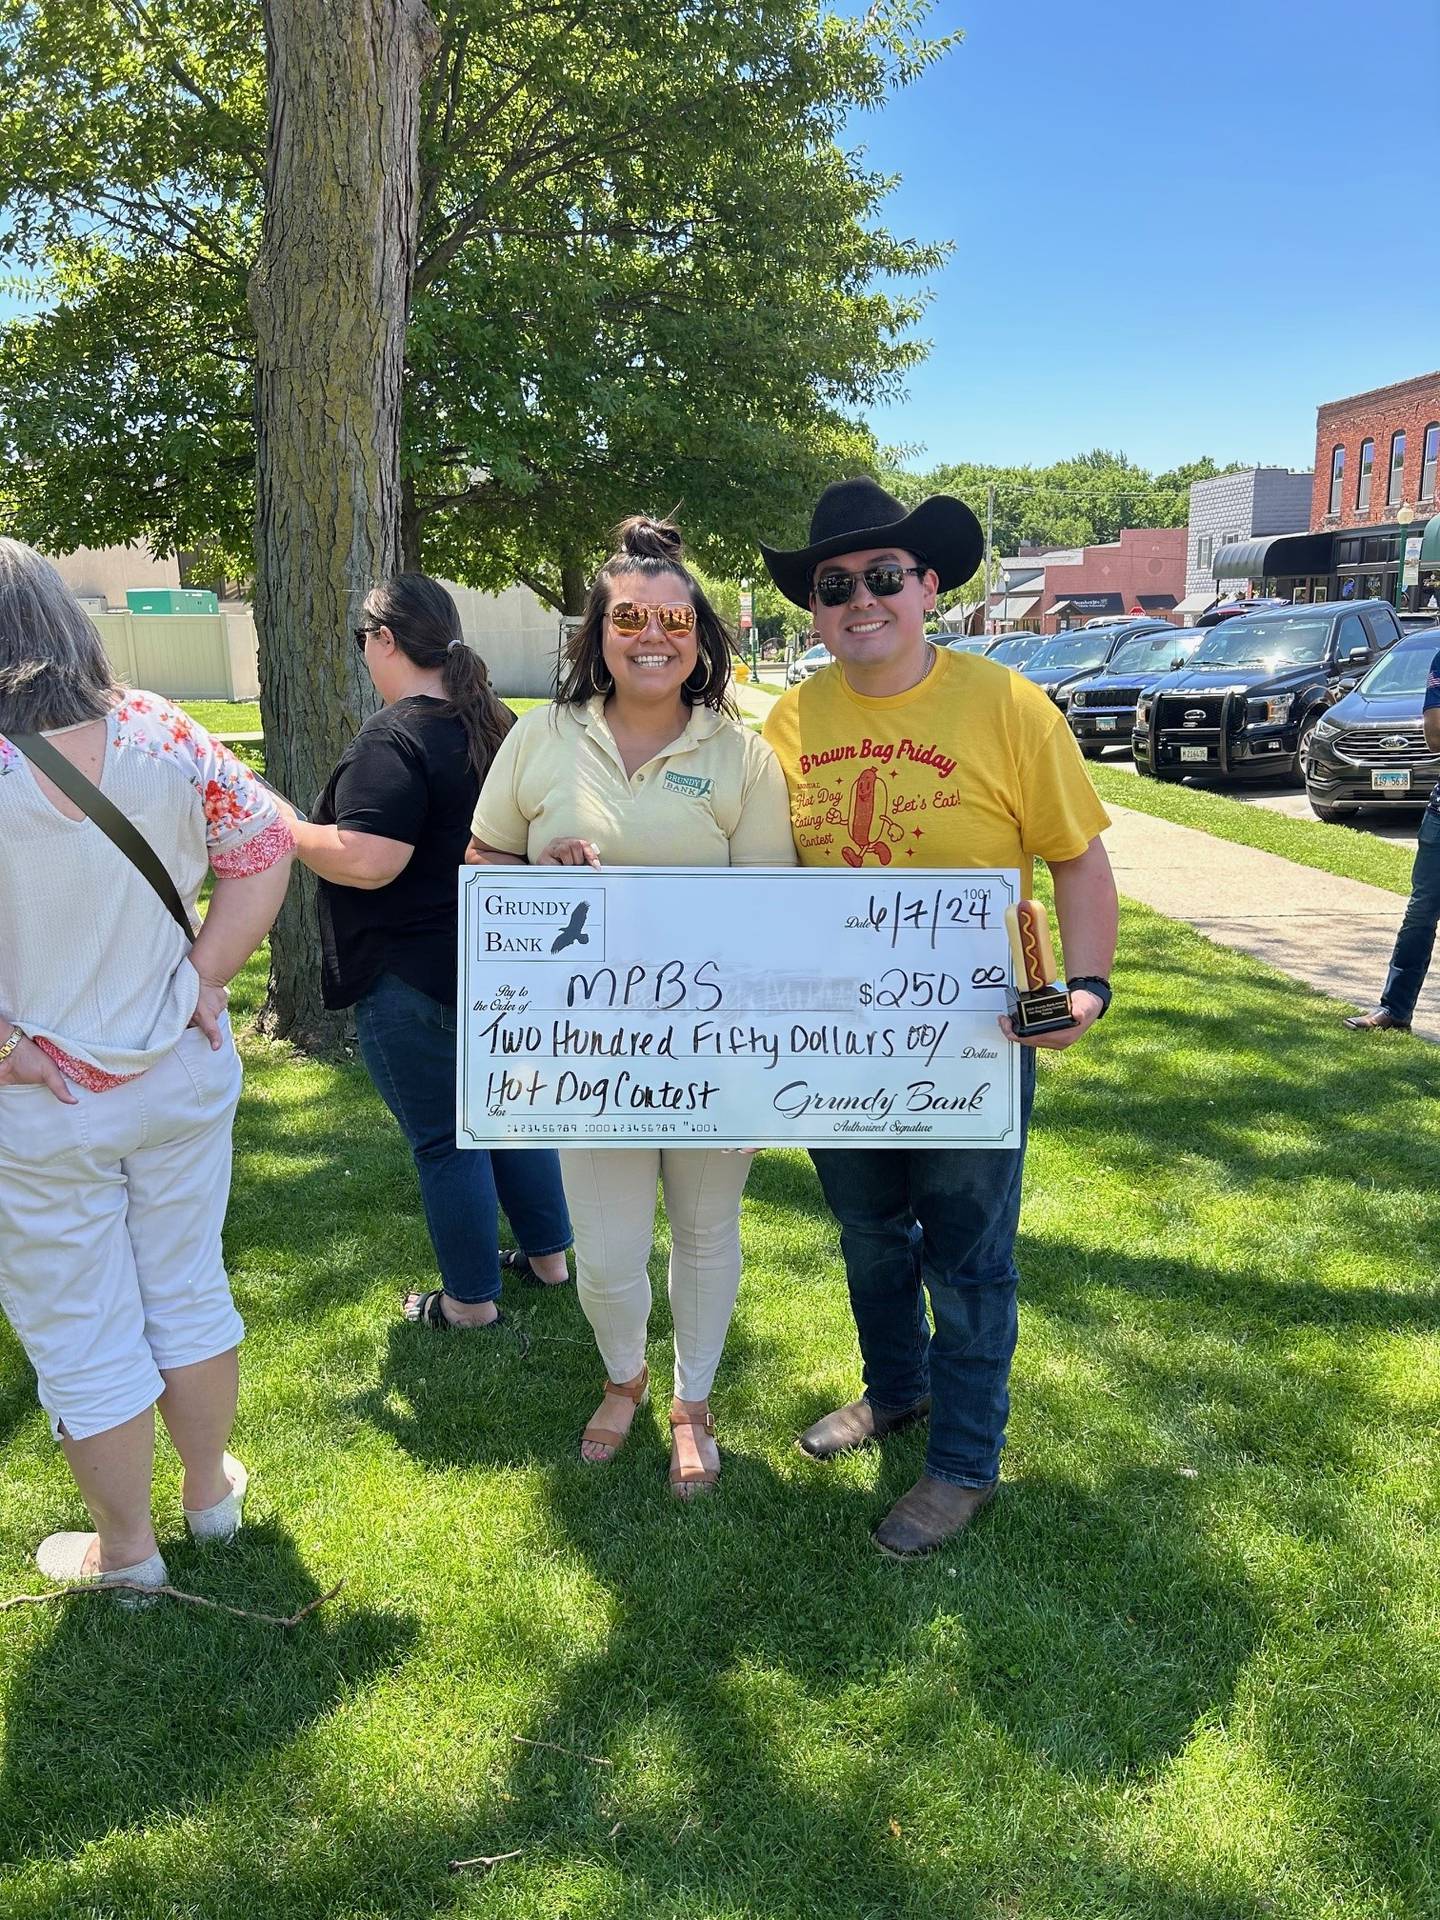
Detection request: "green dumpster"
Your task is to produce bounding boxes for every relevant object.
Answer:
[125,588,219,615]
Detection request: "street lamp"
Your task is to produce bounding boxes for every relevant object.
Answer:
[1396,502,1415,610]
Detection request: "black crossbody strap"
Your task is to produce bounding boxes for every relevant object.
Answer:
[9,731,195,940]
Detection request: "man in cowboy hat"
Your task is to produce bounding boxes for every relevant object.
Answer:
[761,477,1119,1557]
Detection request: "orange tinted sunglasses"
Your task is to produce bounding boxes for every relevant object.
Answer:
[609,599,697,639]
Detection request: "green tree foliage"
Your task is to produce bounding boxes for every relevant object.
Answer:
[0,0,956,605]
[905,450,1232,556]
[882,450,1238,611]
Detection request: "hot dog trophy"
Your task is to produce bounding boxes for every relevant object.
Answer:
[1003,898,1077,1036]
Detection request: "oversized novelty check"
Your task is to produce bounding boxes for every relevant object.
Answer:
[457,866,1022,1150]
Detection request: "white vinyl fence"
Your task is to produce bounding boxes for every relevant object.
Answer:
[87,611,261,702]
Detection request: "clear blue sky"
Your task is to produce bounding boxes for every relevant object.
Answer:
[860,0,1440,475]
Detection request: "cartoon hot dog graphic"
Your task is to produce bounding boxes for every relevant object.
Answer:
[1004,898,1059,991]
[841,768,906,868]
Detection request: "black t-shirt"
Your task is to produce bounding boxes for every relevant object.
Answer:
[313,697,483,1010]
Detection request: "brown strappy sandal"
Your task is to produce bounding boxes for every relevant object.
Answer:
[579,1367,649,1465]
[668,1402,720,1498]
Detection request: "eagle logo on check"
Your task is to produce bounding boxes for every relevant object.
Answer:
[550,902,591,953]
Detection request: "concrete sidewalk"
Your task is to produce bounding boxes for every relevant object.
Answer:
[1103,803,1437,1045]
[730,673,784,726]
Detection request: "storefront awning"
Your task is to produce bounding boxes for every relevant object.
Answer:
[1420,514,1440,569]
[1049,592,1123,615]
[1213,531,1332,581]
[1137,594,1176,610]
[1173,591,1216,616]
[988,593,1040,621]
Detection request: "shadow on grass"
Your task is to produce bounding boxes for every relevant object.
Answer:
[0,1521,415,1869]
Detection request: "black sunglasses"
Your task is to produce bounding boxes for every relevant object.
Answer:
[353,623,382,650]
[813,563,926,608]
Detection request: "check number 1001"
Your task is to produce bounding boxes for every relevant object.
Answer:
[857,967,1005,1009]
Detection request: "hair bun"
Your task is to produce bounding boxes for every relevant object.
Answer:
[615,514,684,563]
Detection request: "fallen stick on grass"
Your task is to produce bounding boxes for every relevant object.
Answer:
[511,1734,612,1767]
[0,1578,344,1628]
[448,1850,523,1874]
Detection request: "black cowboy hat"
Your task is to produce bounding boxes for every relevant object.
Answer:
[759,477,984,608]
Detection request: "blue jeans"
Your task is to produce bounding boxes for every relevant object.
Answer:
[354,972,571,1304]
[810,1049,1036,1489]
[1381,810,1440,1022]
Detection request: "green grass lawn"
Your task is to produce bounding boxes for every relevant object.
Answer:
[1,902,1436,1918]
[1093,765,1418,897]
[177,699,552,781]
[180,700,263,736]
[179,698,546,739]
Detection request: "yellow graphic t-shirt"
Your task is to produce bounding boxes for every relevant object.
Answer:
[761,645,1109,891]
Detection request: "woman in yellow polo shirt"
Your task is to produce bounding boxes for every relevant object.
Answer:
[468,517,795,1495]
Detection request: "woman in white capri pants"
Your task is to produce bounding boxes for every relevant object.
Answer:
[0,540,293,1598]
[468,516,795,1494]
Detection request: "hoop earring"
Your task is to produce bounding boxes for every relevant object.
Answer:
[590,658,612,695]
[685,651,714,694]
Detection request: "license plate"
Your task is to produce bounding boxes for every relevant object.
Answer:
[1372,769,1411,791]
[1097,716,1116,731]
[1180,745,1209,763]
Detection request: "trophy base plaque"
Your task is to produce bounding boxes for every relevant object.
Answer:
[1006,984,1077,1037]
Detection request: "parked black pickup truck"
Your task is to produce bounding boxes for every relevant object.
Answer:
[1131,599,1403,783]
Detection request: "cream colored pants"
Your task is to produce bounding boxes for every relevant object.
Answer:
[0,1025,244,1441]
[559,1148,752,1401]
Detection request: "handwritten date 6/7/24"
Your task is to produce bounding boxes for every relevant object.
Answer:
[847,887,994,952]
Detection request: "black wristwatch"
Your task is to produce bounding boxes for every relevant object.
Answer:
[1067,975,1112,1019]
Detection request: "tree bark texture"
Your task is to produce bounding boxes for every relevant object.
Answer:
[560,560,589,618]
[249,0,439,1049]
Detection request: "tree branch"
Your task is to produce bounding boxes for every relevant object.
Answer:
[513,566,563,612]
[0,1578,343,1627]
[112,0,265,182]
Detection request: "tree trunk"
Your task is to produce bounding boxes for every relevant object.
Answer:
[560,559,589,617]
[249,0,439,1051]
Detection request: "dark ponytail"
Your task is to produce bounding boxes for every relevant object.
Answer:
[363,572,514,779]
[557,514,737,715]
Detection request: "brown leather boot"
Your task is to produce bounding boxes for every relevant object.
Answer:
[1342,1008,1411,1031]
[870,1474,998,1558]
[796,1395,930,1460]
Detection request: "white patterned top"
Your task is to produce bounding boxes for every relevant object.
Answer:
[0,691,292,1088]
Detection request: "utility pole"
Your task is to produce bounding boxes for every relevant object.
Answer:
[985,483,995,633]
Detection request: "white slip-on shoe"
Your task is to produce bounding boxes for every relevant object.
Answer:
[182,1453,248,1543]
[35,1534,169,1609]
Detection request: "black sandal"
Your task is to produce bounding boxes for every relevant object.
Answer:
[403,1289,506,1331]
[498,1249,571,1288]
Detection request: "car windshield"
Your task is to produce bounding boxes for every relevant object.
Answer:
[1027,636,1107,673]
[1106,632,1195,675]
[945,638,988,653]
[1358,644,1440,699]
[988,634,1042,666]
[801,644,828,661]
[1190,616,1330,667]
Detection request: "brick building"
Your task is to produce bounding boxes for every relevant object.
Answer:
[1312,370,1440,532]
[1039,527,1187,633]
[1210,372,1440,612]
[1310,371,1440,614]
